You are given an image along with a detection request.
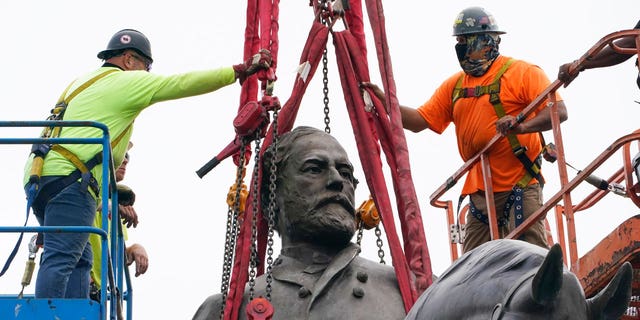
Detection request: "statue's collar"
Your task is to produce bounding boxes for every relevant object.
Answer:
[273,243,360,287]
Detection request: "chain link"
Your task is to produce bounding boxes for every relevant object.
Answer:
[356,221,364,247]
[322,48,330,134]
[319,2,331,134]
[265,108,279,301]
[375,225,386,265]
[219,141,247,318]
[248,133,262,301]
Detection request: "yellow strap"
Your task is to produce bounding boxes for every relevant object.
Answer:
[110,124,132,149]
[451,59,514,106]
[51,145,91,173]
[488,59,545,187]
[487,59,520,150]
[451,75,465,105]
[57,69,119,106]
[50,69,120,138]
[50,123,132,175]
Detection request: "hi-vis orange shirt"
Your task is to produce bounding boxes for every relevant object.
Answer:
[417,55,561,194]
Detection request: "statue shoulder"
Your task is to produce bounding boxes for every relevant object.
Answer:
[192,293,224,320]
[351,256,399,284]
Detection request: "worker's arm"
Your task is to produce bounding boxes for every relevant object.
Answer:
[400,106,430,132]
[559,20,640,83]
[495,100,568,135]
[360,82,429,132]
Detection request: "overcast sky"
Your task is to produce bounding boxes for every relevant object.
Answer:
[1,1,639,319]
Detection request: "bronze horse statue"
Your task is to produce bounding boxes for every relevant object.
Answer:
[405,239,632,320]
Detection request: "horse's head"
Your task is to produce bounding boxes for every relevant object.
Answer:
[492,244,632,320]
[405,240,632,320]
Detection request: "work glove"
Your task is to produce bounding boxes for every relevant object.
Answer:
[233,49,272,85]
[117,183,136,206]
[557,61,582,87]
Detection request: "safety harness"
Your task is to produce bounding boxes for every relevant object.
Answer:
[1,69,131,277]
[453,59,545,230]
[28,69,131,202]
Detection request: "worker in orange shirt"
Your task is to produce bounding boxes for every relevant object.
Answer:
[363,7,568,253]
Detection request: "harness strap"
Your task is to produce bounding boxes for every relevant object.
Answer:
[483,60,545,189]
[51,145,91,173]
[453,60,544,226]
[43,125,132,198]
[2,69,123,279]
[50,69,118,138]
[30,69,123,190]
[453,60,532,231]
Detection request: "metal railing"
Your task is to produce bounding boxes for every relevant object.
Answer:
[0,120,131,320]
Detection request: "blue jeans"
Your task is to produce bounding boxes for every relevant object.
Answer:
[31,178,96,298]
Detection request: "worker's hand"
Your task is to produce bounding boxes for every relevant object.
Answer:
[332,0,345,18]
[233,49,272,85]
[558,61,580,87]
[360,82,385,102]
[125,243,148,277]
[495,115,521,136]
[117,184,136,206]
[119,204,139,228]
[359,82,388,112]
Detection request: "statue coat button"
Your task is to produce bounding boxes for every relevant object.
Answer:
[298,287,311,298]
[352,287,365,298]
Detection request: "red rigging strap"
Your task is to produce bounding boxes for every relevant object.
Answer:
[260,0,279,70]
[344,0,367,62]
[333,29,416,310]
[224,21,330,320]
[240,0,260,106]
[224,0,280,318]
[363,0,433,293]
[226,0,433,317]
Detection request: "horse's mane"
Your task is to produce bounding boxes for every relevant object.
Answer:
[437,240,550,292]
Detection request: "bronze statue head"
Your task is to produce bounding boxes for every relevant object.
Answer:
[261,126,358,248]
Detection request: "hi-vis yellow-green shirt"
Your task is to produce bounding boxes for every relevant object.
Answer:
[89,204,129,287]
[24,65,236,198]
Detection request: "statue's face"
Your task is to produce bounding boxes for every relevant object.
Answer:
[277,133,357,247]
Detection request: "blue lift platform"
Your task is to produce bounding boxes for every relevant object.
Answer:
[0,121,132,320]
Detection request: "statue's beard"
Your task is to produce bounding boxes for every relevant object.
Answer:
[286,206,356,248]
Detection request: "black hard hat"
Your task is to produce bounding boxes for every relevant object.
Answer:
[97,29,153,62]
[452,7,506,36]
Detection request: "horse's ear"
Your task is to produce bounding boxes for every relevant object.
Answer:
[530,243,563,305]
[586,261,632,320]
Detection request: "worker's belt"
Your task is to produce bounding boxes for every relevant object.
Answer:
[469,186,525,240]
[30,152,103,215]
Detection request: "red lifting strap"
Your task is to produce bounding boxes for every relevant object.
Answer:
[224,21,330,320]
[225,0,434,318]
[333,29,415,311]
[363,0,433,293]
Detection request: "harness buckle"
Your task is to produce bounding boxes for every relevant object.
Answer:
[463,87,485,97]
[450,223,466,244]
[513,146,528,156]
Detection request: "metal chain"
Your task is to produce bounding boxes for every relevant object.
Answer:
[218,206,233,319]
[356,221,364,247]
[219,140,247,318]
[319,1,330,134]
[375,225,386,265]
[265,108,279,301]
[322,48,330,134]
[248,134,262,301]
